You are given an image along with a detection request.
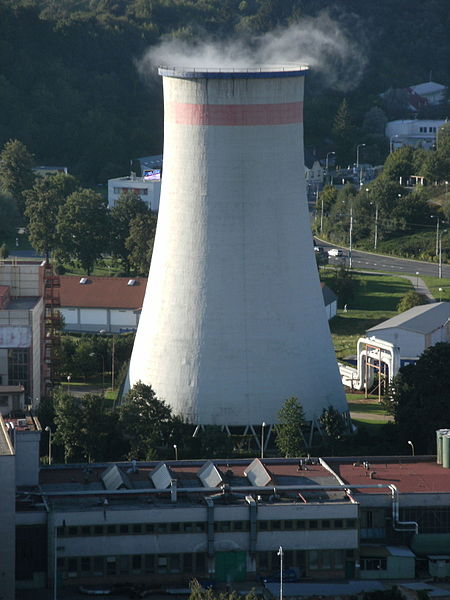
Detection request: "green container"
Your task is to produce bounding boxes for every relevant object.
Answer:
[443,434,450,469]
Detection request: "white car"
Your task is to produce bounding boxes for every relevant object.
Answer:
[328,248,343,257]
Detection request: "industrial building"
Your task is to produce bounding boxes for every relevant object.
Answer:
[5,413,450,597]
[129,66,347,429]
[107,173,161,211]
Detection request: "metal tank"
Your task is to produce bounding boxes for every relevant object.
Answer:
[129,66,348,427]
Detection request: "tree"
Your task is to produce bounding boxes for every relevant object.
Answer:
[53,387,83,463]
[190,579,257,600]
[328,265,358,308]
[0,193,20,243]
[397,290,426,312]
[56,188,108,274]
[382,146,416,182]
[110,191,150,269]
[125,211,157,275]
[24,173,79,259]
[0,139,35,215]
[118,382,175,460]
[319,406,347,455]
[332,99,356,167]
[274,397,306,458]
[383,343,450,453]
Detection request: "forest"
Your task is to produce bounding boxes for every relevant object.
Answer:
[1,0,449,183]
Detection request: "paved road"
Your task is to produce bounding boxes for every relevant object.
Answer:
[316,239,450,280]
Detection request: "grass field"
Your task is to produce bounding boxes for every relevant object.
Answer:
[347,393,393,425]
[320,270,412,360]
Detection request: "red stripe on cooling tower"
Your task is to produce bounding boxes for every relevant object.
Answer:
[166,101,303,126]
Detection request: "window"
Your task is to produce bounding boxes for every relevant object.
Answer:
[81,557,90,572]
[8,348,29,394]
[141,189,148,195]
[296,520,305,529]
[0,395,8,407]
[132,555,142,572]
[169,555,181,573]
[334,519,343,528]
[309,550,319,569]
[321,520,330,529]
[183,553,192,573]
[93,556,104,576]
[67,558,78,577]
[81,526,91,536]
[145,524,154,533]
[144,555,155,573]
[271,520,281,530]
[106,557,116,576]
[156,523,167,534]
[170,522,181,533]
[106,525,116,535]
[94,525,103,535]
[308,520,318,529]
[118,555,129,575]
[119,524,129,534]
[258,521,268,531]
[132,524,141,534]
[157,555,168,573]
[346,519,357,528]
[360,557,387,571]
[68,526,77,536]
[283,520,294,530]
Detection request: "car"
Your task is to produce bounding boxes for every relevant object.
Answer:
[314,245,324,253]
[327,248,343,257]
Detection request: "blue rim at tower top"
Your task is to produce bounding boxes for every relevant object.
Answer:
[158,66,309,79]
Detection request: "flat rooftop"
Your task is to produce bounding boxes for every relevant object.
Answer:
[328,457,450,494]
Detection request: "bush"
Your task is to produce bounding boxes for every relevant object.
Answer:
[397,290,427,312]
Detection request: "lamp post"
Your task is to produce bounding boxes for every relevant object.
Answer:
[45,426,52,465]
[438,230,447,279]
[349,203,353,269]
[320,192,324,235]
[431,216,440,256]
[261,422,266,459]
[66,375,71,393]
[407,440,415,456]
[278,546,284,600]
[439,287,443,302]
[390,134,399,153]
[356,143,365,169]
[173,444,178,461]
[89,352,105,395]
[325,151,335,184]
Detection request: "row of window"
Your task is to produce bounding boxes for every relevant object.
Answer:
[113,187,148,195]
[418,126,437,133]
[58,518,357,538]
[59,549,354,579]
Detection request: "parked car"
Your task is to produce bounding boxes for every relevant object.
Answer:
[327,248,343,257]
[314,245,324,253]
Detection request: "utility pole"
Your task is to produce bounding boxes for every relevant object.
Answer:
[374,204,379,250]
[349,204,353,269]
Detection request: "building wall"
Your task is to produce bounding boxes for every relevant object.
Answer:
[368,327,425,359]
[385,119,445,150]
[31,298,43,405]
[0,262,41,297]
[60,307,138,333]
[0,426,16,600]
[15,429,41,487]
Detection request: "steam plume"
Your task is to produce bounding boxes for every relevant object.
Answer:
[137,12,367,91]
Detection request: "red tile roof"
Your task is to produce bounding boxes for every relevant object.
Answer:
[59,276,147,309]
[333,459,450,494]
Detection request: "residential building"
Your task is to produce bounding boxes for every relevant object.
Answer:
[59,275,146,333]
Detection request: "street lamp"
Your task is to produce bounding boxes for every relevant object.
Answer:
[66,375,71,393]
[390,134,399,153]
[407,440,415,456]
[367,188,379,250]
[173,444,178,461]
[278,546,284,600]
[416,271,419,288]
[89,352,105,395]
[261,422,266,459]
[438,230,447,279]
[45,426,52,465]
[439,287,443,302]
[431,216,440,256]
[356,143,366,169]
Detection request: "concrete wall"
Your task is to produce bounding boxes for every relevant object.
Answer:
[370,327,425,359]
[107,178,161,211]
[0,262,41,297]
[60,307,139,333]
[15,429,41,486]
[0,425,16,600]
[130,68,347,426]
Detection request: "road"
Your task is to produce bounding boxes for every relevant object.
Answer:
[316,240,450,280]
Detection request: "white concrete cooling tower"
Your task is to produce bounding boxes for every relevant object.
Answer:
[129,66,348,426]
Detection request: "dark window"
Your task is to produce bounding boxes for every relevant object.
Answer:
[106,525,116,535]
[321,520,330,529]
[258,521,268,531]
[145,524,154,533]
[68,526,77,536]
[296,520,305,529]
[132,524,141,534]
[8,348,29,394]
[334,520,343,528]
[284,520,294,530]
[170,523,181,533]
[94,525,103,535]
[309,520,318,529]
[119,524,129,534]
[132,555,142,571]
[156,523,167,534]
[81,526,91,535]
[81,557,90,572]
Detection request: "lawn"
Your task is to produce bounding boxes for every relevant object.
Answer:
[347,394,393,425]
[321,271,412,360]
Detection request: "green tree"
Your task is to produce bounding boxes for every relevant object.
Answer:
[0,193,20,243]
[189,579,257,600]
[382,343,450,453]
[0,139,35,215]
[328,265,358,308]
[53,387,83,463]
[274,397,306,458]
[125,211,157,275]
[24,173,79,259]
[118,382,175,460]
[56,188,108,274]
[110,191,150,269]
[397,290,426,312]
[319,406,347,454]
[332,99,356,167]
[420,151,450,184]
[382,146,416,183]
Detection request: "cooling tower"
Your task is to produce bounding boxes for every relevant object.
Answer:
[129,66,348,426]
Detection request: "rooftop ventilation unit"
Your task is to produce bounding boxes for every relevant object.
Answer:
[150,462,173,489]
[127,279,137,286]
[244,458,272,487]
[198,460,223,488]
[79,277,88,284]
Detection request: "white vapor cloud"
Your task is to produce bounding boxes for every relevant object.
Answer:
[137,12,367,92]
